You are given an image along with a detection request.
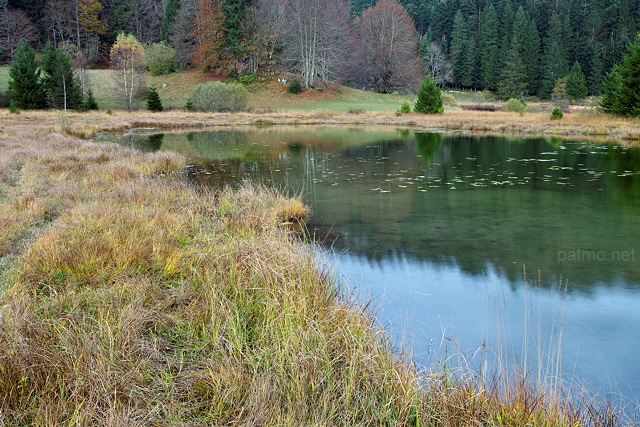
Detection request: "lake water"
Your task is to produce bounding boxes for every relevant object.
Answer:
[102,127,640,403]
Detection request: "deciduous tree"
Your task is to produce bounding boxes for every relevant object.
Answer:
[193,0,225,72]
[352,0,421,93]
[0,3,39,63]
[423,41,451,87]
[284,0,351,87]
[110,33,146,111]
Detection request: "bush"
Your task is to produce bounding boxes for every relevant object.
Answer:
[441,92,458,106]
[524,103,543,113]
[288,79,302,94]
[550,107,563,120]
[145,42,176,75]
[238,74,260,85]
[396,102,411,115]
[503,98,526,114]
[186,82,248,112]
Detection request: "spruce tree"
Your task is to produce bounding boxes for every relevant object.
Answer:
[617,33,640,116]
[450,10,468,87]
[566,61,589,100]
[8,42,45,110]
[82,89,99,111]
[42,43,82,110]
[600,66,624,115]
[146,86,164,112]
[161,0,181,43]
[480,5,500,91]
[497,34,528,99]
[414,76,444,114]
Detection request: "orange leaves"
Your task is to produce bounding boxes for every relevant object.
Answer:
[193,0,226,73]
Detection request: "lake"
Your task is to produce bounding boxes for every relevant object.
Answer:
[101,126,640,403]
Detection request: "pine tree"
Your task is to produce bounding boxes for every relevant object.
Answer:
[146,86,164,112]
[414,75,444,114]
[608,33,640,116]
[42,43,82,110]
[450,10,468,87]
[82,89,99,111]
[600,66,624,114]
[8,42,45,110]
[566,61,589,100]
[480,5,500,91]
[521,16,541,95]
[161,0,181,43]
[497,33,528,99]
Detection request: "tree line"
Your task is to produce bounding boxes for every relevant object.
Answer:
[1,0,640,102]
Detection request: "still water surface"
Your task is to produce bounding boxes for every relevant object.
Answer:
[102,127,640,401]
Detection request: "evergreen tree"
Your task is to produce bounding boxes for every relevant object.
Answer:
[146,86,164,112]
[566,61,589,100]
[82,89,99,111]
[606,33,640,115]
[600,66,623,114]
[480,5,500,91]
[461,36,479,88]
[540,13,570,98]
[521,17,541,95]
[414,75,444,113]
[497,33,528,99]
[450,10,468,87]
[161,0,181,43]
[8,42,45,110]
[42,43,82,110]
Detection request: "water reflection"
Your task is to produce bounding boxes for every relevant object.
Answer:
[99,127,640,400]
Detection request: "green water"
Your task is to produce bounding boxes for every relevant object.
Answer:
[103,127,640,401]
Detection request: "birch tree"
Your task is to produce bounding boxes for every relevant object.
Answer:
[283,0,351,87]
[110,33,146,111]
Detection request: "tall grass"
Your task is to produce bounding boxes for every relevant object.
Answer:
[0,113,636,424]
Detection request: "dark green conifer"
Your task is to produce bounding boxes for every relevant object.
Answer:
[146,86,164,112]
[566,61,589,100]
[414,76,444,114]
[42,43,82,110]
[497,34,528,99]
[480,5,500,91]
[8,42,45,110]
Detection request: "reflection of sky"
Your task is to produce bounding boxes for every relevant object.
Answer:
[329,249,640,402]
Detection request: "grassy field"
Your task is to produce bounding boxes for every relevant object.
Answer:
[0,111,636,424]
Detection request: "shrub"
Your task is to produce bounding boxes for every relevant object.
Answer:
[396,102,411,115]
[524,103,543,113]
[186,82,248,112]
[550,107,563,120]
[9,101,20,114]
[145,42,176,75]
[414,76,443,114]
[184,100,195,112]
[238,74,259,85]
[288,79,302,94]
[441,92,458,106]
[503,98,526,114]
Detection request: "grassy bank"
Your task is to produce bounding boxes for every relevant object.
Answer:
[0,113,635,424]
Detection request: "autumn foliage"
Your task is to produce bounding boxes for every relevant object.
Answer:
[193,0,226,73]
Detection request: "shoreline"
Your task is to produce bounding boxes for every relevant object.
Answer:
[2,108,640,142]
[0,112,636,424]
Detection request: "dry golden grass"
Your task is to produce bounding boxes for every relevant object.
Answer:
[0,111,636,425]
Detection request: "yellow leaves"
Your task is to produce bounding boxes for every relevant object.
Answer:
[78,0,107,41]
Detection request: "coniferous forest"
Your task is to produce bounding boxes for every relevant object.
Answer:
[1,0,639,100]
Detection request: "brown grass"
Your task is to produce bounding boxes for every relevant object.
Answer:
[0,111,636,425]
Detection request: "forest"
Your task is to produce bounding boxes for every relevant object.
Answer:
[1,0,639,99]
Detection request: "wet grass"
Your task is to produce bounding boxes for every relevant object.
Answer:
[0,112,637,425]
